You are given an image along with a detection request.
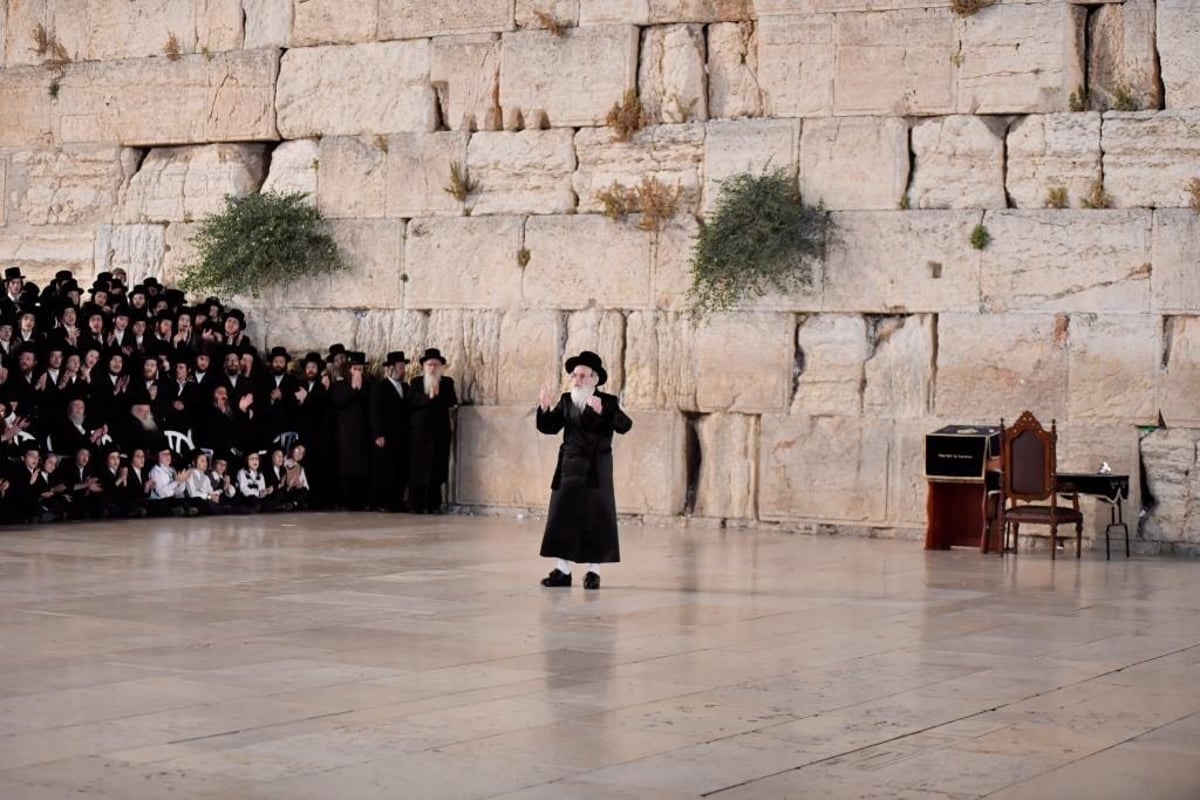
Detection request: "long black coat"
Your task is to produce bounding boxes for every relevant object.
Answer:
[537,392,632,564]
[369,377,409,507]
[407,376,457,486]
[329,378,371,508]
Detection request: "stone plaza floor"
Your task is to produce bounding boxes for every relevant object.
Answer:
[0,512,1198,799]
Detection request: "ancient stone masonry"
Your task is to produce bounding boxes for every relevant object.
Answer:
[2,0,1199,549]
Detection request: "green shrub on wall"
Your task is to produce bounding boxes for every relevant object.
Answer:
[180,191,346,298]
[687,169,828,318]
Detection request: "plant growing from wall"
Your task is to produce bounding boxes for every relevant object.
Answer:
[687,169,828,317]
[533,10,570,37]
[1045,186,1068,209]
[180,191,346,298]
[1110,84,1139,112]
[970,223,990,250]
[31,23,70,65]
[163,33,182,61]
[1068,85,1089,112]
[606,89,647,143]
[595,177,681,232]
[444,160,478,212]
[1187,178,1200,214]
[1081,179,1113,209]
[951,0,995,16]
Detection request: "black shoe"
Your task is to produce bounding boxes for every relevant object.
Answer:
[541,569,572,588]
[583,572,601,590]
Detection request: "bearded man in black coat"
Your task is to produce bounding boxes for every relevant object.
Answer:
[536,351,632,591]
[369,351,411,512]
[407,348,457,514]
[329,351,371,510]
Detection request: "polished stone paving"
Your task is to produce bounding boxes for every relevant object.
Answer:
[0,513,1198,799]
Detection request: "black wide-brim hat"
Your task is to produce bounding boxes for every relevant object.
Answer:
[385,351,409,366]
[4,266,25,281]
[564,350,607,386]
[419,348,447,365]
[348,351,367,366]
[268,346,292,362]
[302,351,323,367]
[325,343,346,362]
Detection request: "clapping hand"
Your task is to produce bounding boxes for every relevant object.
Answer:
[586,395,602,415]
[538,383,554,411]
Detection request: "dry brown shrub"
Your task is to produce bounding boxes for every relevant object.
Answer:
[533,10,569,37]
[163,32,182,61]
[1045,186,1068,209]
[606,89,647,143]
[951,0,996,16]
[1081,179,1113,209]
[595,177,681,232]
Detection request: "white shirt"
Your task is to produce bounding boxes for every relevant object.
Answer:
[237,469,267,498]
[182,468,216,500]
[148,463,185,500]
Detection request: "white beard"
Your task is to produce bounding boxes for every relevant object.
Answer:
[423,374,440,398]
[570,386,594,412]
[138,416,158,432]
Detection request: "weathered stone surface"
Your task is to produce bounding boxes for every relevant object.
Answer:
[580,0,754,24]
[800,117,909,210]
[523,215,652,309]
[889,420,934,528]
[54,50,279,145]
[321,219,405,309]
[161,221,199,285]
[466,130,577,215]
[0,2,7,66]
[564,308,626,394]
[1158,0,1200,109]
[260,139,319,199]
[757,14,834,118]
[935,312,1069,421]
[290,0,376,46]
[116,144,268,224]
[277,42,436,138]
[863,314,934,420]
[793,314,866,417]
[759,415,891,523]
[515,0,580,31]
[0,226,103,281]
[195,0,245,53]
[909,116,1005,209]
[623,311,689,409]
[639,25,708,124]
[1139,427,1200,544]
[956,3,1085,114]
[573,124,704,215]
[613,409,686,515]
[1067,313,1158,421]
[1005,113,1102,209]
[7,145,127,226]
[1102,112,1200,208]
[693,412,757,520]
[425,309,502,404]
[650,215,699,312]
[317,137,388,220]
[1160,316,1200,429]
[979,210,1152,314]
[384,132,470,219]
[77,0,197,62]
[702,118,800,214]
[0,156,7,226]
[1087,0,1160,112]
[497,309,564,406]
[354,309,429,364]
[499,26,638,129]
[261,307,360,356]
[707,22,763,120]
[822,211,982,313]
[0,68,51,147]
[379,0,513,39]
[430,34,502,132]
[834,9,956,116]
[456,406,560,508]
[405,217,524,308]
[244,0,293,49]
[1151,211,1200,314]
[579,0,650,24]
[94,224,165,280]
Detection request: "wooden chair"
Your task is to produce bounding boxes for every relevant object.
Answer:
[999,411,1084,559]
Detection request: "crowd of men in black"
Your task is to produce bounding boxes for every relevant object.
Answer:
[0,266,458,524]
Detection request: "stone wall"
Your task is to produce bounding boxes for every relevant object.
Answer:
[3,0,1198,550]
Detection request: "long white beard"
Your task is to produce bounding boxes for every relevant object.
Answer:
[138,416,158,432]
[423,374,440,398]
[570,386,594,411]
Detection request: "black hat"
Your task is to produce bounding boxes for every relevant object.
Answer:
[81,303,105,320]
[564,350,607,386]
[226,308,246,328]
[163,289,185,306]
[268,346,292,362]
[385,351,409,366]
[203,296,223,309]
[112,304,131,319]
[104,347,126,362]
[19,441,41,456]
[325,343,346,362]
[0,313,13,328]
[54,269,73,282]
[129,284,147,298]
[3,266,25,281]
[142,277,161,288]
[302,351,323,367]
[170,351,193,368]
[96,271,113,283]
[126,383,152,406]
[347,351,367,366]
[418,348,447,365]
[90,280,111,295]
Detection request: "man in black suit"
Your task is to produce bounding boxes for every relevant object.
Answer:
[369,351,411,512]
[407,348,458,514]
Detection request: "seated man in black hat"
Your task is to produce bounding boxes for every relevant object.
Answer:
[407,348,457,514]
[369,350,411,512]
[56,445,107,520]
[536,351,632,591]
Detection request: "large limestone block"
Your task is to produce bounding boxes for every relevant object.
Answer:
[759,414,891,523]
[1067,313,1158,422]
[1087,0,1160,112]
[563,308,627,394]
[1158,1,1200,109]
[0,2,7,65]
[1102,112,1200,208]
[430,34,502,132]
[320,219,405,309]
[793,314,866,417]
[94,224,165,279]
[613,409,686,516]
[580,0,754,24]
[1139,428,1200,545]
[1005,113,1102,209]
[316,137,388,220]
[496,309,564,405]
[262,307,359,355]
[499,26,638,129]
[956,3,1085,114]
[0,68,50,147]
[466,130,577,215]
[650,215,700,312]
[692,412,758,520]
[706,22,763,120]
[404,216,524,308]
[515,0,580,31]
[277,42,437,138]
[522,215,652,309]
[579,0,650,24]
[8,145,128,226]
[702,118,800,214]
[260,139,319,199]
[863,314,934,420]
[456,406,559,508]
[834,8,956,116]
[639,25,708,124]
[935,312,1069,421]
[799,117,909,210]
[757,14,834,118]
[1152,211,1200,314]
[116,144,268,224]
[909,116,1005,209]
[379,0,513,39]
[354,309,429,364]
[291,0,376,46]
[425,309,502,404]
[1159,316,1200,429]
[889,420,934,528]
[384,132,470,219]
[979,210,1152,314]
[244,0,293,49]
[573,124,704,215]
[196,0,246,53]
[53,50,279,145]
[0,157,7,226]
[77,0,197,62]
[0,226,101,281]
[822,211,982,313]
[161,221,199,285]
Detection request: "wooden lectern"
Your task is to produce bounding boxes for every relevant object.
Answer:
[924,425,1002,551]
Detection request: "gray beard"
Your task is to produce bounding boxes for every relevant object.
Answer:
[423,374,439,398]
[138,416,158,432]
[570,386,594,412]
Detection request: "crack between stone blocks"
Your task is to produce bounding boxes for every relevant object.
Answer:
[1160,315,1173,371]
[929,312,939,416]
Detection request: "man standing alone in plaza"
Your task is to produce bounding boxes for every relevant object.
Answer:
[536,351,632,590]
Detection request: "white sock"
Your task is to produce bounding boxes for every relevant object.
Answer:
[586,563,600,575]
[556,558,572,574]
